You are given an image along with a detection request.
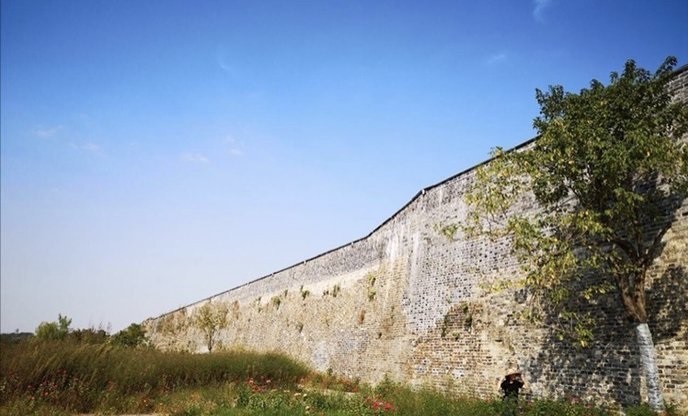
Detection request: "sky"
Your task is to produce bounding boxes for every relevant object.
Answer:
[2,0,687,334]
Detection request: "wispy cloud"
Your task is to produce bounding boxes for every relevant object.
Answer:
[225,136,244,157]
[181,152,210,164]
[485,52,508,66]
[32,123,105,157]
[32,125,63,138]
[69,141,104,155]
[216,45,238,77]
[533,0,552,21]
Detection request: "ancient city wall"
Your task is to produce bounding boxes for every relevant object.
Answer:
[143,66,688,410]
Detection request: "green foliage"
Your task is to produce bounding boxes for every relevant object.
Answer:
[111,323,149,348]
[67,327,109,345]
[521,399,609,416]
[34,314,72,341]
[0,332,33,345]
[194,303,230,353]
[623,402,682,416]
[464,57,688,346]
[271,296,282,309]
[322,284,342,298]
[434,223,459,241]
[299,285,311,300]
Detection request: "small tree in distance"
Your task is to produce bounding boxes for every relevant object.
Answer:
[194,302,229,353]
[111,323,149,348]
[35,314,72,341]
[464,57,688,412]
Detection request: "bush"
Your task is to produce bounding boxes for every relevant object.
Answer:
[110,323,148,348]
[34,314,71,341]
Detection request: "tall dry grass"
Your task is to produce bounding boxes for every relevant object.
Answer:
[0,340,309,413]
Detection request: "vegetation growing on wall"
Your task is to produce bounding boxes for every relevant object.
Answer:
[156,309,189,338]
[322,284,342,298]
[357,309,366,325]
[366,272,377,301]
[300,285,311,300]
[434,223,459,241]
[193,302,229,353]
[271,296,282,309]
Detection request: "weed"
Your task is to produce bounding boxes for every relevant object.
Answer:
[358,310,366,325]
[299,286,311,300]
[366,273,377,301]
[271,296,282,309]
[434,223,459,241]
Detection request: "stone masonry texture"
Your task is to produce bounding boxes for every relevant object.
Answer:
[144,66,688,411]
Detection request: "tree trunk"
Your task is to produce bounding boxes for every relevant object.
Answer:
[636,323,664,412]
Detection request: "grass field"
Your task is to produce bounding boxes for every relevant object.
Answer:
[0,340,679,415]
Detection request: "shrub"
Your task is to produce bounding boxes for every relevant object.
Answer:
[110,323,148,348]
[34,314,71,341]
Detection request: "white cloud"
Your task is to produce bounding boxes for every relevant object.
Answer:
[181,152,210,163]
[486,52,508,66]
[32,125,63,138]
[533,0,552,21]
[69,141,103,155]
[225,136,244,157]
[80,142,101,152]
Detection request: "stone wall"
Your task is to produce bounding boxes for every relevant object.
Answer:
[143,66,688,410]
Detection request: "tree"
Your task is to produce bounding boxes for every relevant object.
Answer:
[35,314,72,341]
[111,323,149,348]
[193,302,229,352]
[464,57,688,412]
[68,328,109,344]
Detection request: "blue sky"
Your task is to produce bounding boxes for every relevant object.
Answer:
[2,0,687,333]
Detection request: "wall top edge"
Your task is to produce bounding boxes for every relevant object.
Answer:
[143,134,538,322]
[673,63,688,76]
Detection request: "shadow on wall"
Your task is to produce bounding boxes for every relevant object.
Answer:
[527,263,687,407]
[524,168,688,408]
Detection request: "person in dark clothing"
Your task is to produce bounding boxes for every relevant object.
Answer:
[500,371,524,416]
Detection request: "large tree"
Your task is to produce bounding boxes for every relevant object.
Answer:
[465,57,688,412]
